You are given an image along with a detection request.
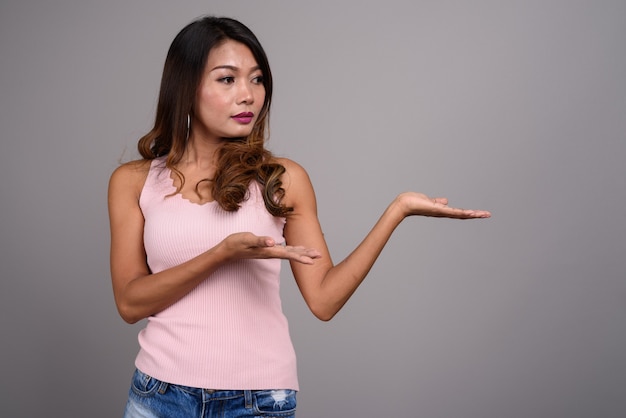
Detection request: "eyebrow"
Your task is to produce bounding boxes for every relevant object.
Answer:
[209,64,261,73]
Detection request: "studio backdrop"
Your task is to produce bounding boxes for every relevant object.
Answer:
[1,1,625,417]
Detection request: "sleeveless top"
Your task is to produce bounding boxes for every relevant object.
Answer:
[134,157,297,390]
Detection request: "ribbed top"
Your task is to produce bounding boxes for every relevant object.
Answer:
[134,157,297,390]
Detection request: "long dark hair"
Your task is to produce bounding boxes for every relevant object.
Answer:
[137,16,290,216]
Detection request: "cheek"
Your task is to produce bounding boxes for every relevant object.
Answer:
[196,91,226,115]
[256,90,267,111]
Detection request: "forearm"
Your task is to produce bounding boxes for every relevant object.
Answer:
[115,232,319,323]
[283,159,491,321]
[311,198,407,320]
[114,244,229,323]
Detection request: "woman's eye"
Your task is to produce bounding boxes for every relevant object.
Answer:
[219,76,235,84]
[252,75,264,84]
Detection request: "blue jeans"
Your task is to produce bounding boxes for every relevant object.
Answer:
[123,369,297,418]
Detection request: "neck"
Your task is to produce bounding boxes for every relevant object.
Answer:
[180,134,223,169]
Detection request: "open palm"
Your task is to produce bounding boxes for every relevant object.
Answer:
[398,192,491,219]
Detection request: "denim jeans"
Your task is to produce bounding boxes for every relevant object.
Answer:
[123,369,297,418]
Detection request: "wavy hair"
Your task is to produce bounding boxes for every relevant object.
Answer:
[137,16,291,216]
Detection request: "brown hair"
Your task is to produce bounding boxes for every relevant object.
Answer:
[137,16,291,216]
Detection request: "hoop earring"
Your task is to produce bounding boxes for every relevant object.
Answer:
[186,114,191,141]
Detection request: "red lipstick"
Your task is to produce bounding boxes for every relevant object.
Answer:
[232,112,254,124]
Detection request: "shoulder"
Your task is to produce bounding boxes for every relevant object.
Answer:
[274,157,316,209]
[274,157,310,187]
[110,159,151,179]
[108,159,152,199]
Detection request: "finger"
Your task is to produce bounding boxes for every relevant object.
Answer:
[293,256,315,265]
[432,197,449,206]
[303,249,322,259]
[255,236,275,247]
[449,208,491,219]
[462,209,491,218]
[293,251,323,264]
[285,246,322,258]
[283,247,322,264]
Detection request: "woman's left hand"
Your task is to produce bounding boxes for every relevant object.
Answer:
[396,192,491,219]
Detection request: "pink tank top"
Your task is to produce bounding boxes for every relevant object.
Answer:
[134,157,297,390]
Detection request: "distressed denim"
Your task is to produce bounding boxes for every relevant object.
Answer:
[123,369,297,418]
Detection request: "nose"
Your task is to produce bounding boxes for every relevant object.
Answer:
[237,81,254,105]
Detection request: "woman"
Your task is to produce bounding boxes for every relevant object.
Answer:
[108,16,490,418]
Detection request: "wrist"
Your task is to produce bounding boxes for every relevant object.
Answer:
[211,239,234,265]
[387,194,410,224]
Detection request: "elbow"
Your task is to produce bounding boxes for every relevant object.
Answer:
[114,289,152,324]
[116,302,144,324]
[314,312,335,322]
[121,315,141,325]
[309,302,339,322]
[119,310,141,325]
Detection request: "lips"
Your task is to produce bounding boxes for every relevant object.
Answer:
[232,112,254,124]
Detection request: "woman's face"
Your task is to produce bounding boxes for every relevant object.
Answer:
[192,40,266,142]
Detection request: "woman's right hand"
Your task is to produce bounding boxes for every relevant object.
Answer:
[220,232,322,265]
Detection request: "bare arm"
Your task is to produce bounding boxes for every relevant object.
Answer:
[108,161,320,324]
[279,158,490,321]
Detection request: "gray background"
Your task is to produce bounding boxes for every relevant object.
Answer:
[1,0,625,417]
